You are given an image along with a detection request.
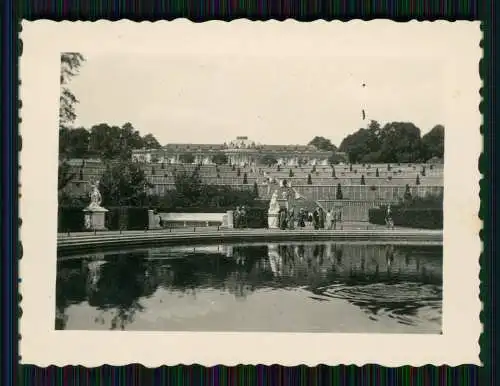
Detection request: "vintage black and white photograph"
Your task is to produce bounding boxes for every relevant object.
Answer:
[20,20,481,366]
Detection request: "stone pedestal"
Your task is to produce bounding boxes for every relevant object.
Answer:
[226,210,234,229]
[83,206,108,231]
[268,213,279,229]
[148,210,162,229]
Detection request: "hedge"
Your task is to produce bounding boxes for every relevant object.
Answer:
[58,206,149,232]
[368,206,443,229]
[58,206,85,232]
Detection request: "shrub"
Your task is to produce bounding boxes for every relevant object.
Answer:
[58,206,150,232]
[253,181,259,197]
[370,185,377,191]
[106,207,149,230]
[368,207,442,229]
[403,184,412,201]
[58,206,85,232]
[244,207,268,228]
[336,183,343,199]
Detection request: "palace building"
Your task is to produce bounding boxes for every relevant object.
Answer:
[132,136,347,166]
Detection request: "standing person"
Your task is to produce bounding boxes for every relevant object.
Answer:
[234,206,241,229]
[240,206,247,228]
[313,208,320,230]
[318,207,325,229]
[385,204,394,230]
[326,210,332,230]
[158,215,164,229]
[298,208,306,228]
[279,208,287,230]
[288,207,295,230]
[332,211,337,230]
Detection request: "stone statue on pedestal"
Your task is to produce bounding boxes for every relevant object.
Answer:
[88,182,103,209]
[83,180,108,231]
[268,190,280,229]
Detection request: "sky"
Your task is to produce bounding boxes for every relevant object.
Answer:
[69,36,447,147]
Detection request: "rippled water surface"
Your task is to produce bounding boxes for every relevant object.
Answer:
[56,242,442,333]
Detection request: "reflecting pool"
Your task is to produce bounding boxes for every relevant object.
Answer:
[56,242,442,333]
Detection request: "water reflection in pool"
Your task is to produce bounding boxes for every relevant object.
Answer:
[56,242,442,333]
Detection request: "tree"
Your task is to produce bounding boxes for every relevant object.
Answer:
[58,161,76,191]
[258,154,278,166]
[307,174,313,185]
[336,183,343,199]
[142,133,162,149]
[59,53,85,130]
[360,175,366,185]
[289,169,294,178]
[179,153,195,164]
[99,162,152,206]
[59,126,90,159]
[339,120,381,163]
[243,173,248,184]
[416,174,421,185]
[378,122,422,163]
[211,152,228,165]
[404,184,412,201]
[88,123,123,159]
[421,125,444,161]
[308,136,337,152]
[253,181,259,197]
[328,152,343,165]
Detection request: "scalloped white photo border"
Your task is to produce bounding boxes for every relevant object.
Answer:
[19,19,482,367]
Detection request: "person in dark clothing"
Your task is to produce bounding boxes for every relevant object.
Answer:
[234,206,241,229]
[158,215,164,228]
[298,208,306,228]
[240,206,247,228]
[318,207,325,229]
[312,208,320,230]
[279,208,288,230]
[288,207,295,230]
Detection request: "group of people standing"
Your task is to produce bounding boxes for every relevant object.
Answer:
[277,206,342,230]
[234,206,248,229]
[310,207,342,230]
